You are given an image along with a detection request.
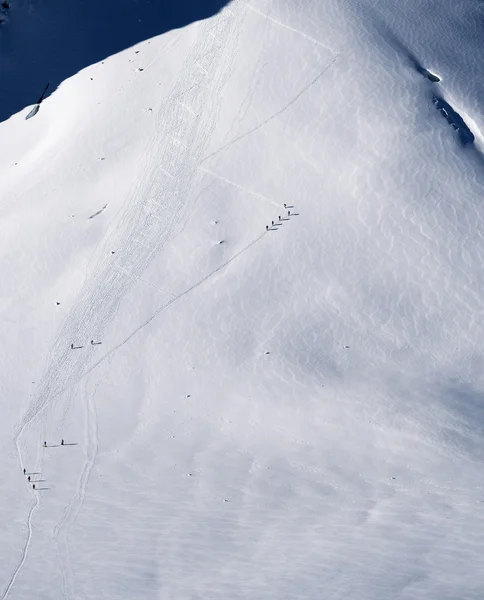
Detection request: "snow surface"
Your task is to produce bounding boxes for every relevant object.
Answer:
[1,0,484,598]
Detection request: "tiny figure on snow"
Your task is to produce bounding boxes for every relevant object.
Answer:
[32,484,35,490]
[288,210,290,216]
[61,439,64,446]
[43,441,47,447]
[28,476,30,482]
[23,468,26,475]
[271,221,274,226]
[70,343,74,349]
[266,225,269,231]
[278,215,281,221]
[90,340,94,345]
[284,203,287,208]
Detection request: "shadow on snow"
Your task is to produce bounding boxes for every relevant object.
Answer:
[438,378,484,458]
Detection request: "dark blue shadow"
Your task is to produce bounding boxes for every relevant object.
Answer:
[0,0,231,123]
[432,95,475,147]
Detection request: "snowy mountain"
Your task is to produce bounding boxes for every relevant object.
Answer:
[1,0,484,598]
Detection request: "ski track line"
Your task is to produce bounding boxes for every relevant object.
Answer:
[54,379,101,600]
[6,5,247,598]
[244,2,337,53]
[200,52,340,165]
[0,493,39,600]
[200,9,273,207]
[137,277,177,298]
[68,229,268,391]
[18,0,248,420]
[199,167,281,207]
[2,408,49,600]
[4,384,63,600]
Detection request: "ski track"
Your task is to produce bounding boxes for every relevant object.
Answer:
[199,167,281,207]
[53,379,101,600]
[0,434,40,600]
[200,52,340,164]
[7,4,247,598]
[244,2,337,53]
[74,228,268,387]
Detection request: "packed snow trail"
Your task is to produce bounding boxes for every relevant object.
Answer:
[17,3,245,436]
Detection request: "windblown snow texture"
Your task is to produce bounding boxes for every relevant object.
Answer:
[0,1,484,599]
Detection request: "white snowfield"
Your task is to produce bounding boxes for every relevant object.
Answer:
[1,0,484,598]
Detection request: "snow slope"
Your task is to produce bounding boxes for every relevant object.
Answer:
[1,0,484,598]
[0,0,230,123]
